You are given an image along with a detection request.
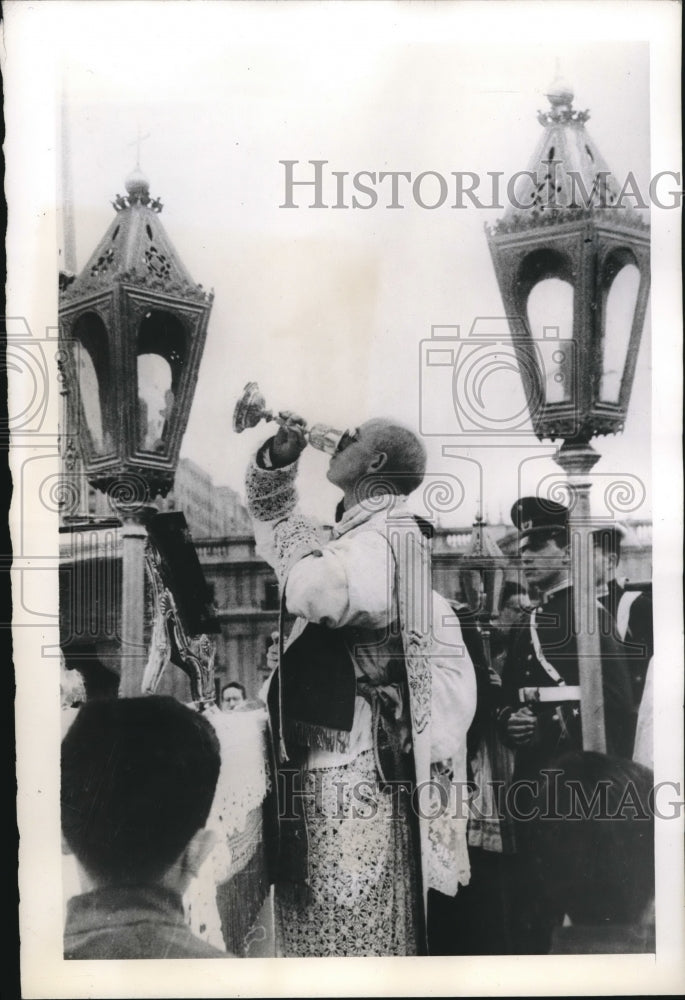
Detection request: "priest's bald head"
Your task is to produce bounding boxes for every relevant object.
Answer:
[326,418,427,507]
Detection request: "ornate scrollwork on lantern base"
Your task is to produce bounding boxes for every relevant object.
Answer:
[142,543,216,707]
[533,411,627,443]
[81,467,172,504]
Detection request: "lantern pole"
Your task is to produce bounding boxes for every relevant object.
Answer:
[117,503,157,698]
[554,440,605,752]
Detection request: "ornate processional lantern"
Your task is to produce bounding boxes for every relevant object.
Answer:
[460,513,508,668]
[486,77,650,751]
[59,167,213,501]
[59,166,217,699]
[460,514,507,620]
[486,76,650,449]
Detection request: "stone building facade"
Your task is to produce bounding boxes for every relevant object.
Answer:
[157,458,252,539]
[195,536,282,700]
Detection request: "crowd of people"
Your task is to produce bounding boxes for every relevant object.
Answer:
[61,413,655,959]
[430,498,654,955]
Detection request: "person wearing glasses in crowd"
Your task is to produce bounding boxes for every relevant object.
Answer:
[244,414,476,957]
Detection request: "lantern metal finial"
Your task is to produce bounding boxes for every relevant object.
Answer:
[124,127,152,204]
[545,68,574,109]
[125,166,150,200]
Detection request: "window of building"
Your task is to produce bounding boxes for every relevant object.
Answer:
[262,580,280,611]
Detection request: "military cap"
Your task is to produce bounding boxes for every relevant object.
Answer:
[510,496,569,538]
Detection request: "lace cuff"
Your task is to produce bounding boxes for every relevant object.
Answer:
[245,454,299,522]
[272,512,322,585]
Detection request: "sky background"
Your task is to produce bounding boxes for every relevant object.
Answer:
[57,4,654,529]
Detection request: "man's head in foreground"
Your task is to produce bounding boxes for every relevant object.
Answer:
[61,696,220,894]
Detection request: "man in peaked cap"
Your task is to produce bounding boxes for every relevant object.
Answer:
[508,496,570,595]
[500,497,635,756]
[511,495,569,534]
[496,496,636,954]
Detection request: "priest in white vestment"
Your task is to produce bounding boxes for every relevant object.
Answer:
[245,415,476,956]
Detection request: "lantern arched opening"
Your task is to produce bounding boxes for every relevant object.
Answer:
[135,311,188,454]
[71,312,114,456]
[599,249,642,405]
[513,249,576,422]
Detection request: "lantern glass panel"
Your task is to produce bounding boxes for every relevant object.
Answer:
[526,278,574,404]
[600,263,640,403]
[136,311,187,454]
[460,568,485,614]
[72,312,112,455]
[137,353,174,452]
[76,348,105,451]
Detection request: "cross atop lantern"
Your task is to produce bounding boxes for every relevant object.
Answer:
[486,75,650,445]
[59,167,214,502]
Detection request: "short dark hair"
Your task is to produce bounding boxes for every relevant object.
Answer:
[592,526,623,561]
[61,696,220,886]
[221,681,246,699]
[363,419,427,497]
